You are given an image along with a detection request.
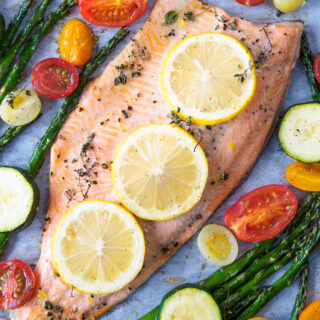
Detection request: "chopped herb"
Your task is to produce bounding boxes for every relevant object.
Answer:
[215,25,220,31]
[230,19,238,31]
[132,71,141,78]
[26,90,31,96]
[114,74,127,86]
[184,11,195,21]
[163,10,179,26]
[233,61,254,83]
[44,301,53,310]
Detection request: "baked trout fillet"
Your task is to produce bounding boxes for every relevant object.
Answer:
[16,0,303,319]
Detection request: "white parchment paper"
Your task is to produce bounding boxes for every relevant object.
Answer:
[0,0,319,319]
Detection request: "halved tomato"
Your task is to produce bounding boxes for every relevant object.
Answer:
[0,260,35,309]
[235,0,266,6]
[79,0,148,27]
[224,185,298,242]
[314,53,320,85]
[31,58,79,100]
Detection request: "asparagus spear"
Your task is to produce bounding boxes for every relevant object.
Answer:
[226,287,268,320]
[26,28,129,179]
[0,0,34,57]
[0,233,8,256]
[224,230,311,309]
[301,32,320,103]
[212,195,320,302]
[139,193,318,320]
[0,0,53,85]
[0,0,77,151]
[0,13,5,44]
[237,224,320,320]
[290,262,309,320]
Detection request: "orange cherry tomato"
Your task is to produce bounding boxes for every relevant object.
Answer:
[59,19,93,67]
[286,162,320,191]
[299,300,320,320]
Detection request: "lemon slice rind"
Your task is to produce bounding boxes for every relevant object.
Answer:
[52,200,145,294]
[161,32,257,125]
[111,124,208,221]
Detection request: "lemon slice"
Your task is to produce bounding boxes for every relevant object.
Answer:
[52,200,145,294]
[161,33,257,125]
[112,124,208,221]
[197,224,238,266]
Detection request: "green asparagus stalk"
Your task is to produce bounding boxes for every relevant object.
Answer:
[25,28,129,179]
[0,233,8,256]
[212,195,320,302]
[0,126,27,152]
[0,0,34,57]
[301,32,320,103]
[226,287,269,320]
[0,13,5,44]
[139,193,318,320]
[0,0,77,151]
[237,224,320,320]
[0,0,53,85]
[224,230,312,309]
[290,262,309,320]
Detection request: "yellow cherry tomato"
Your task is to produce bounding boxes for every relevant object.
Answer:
[59,19,93,67]
[286,161,320,191]
[273,0,305,13]
[299,300,320,320]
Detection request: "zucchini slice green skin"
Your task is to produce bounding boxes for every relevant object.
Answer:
[278,103,320,163]
[0,166,39,232]
[157,284,222,320]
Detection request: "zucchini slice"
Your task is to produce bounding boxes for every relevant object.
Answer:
[0,89,41,126]
[279,103,320,163]
[157,284,221,320]
[0,167,39,232]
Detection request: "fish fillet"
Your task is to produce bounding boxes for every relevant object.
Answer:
[16,0,303,319]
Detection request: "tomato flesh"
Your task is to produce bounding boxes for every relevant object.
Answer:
[79,0,148,27]
[0,260,35,309]
[314,53,320,85]
[31,58,79,100]
[224,185,298,242]
[235,0,266,6]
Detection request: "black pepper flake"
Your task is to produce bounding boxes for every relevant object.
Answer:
[153,100,157,103]
[97,98,101,102]
[128,106,133,111]
[173,242,179,247]
[102,163,108,169]
[92,180,98,185]
[26,90,31,96]
[205,125,212,130]
[128,287,132,291]
[221,173,229,181]
[100,121,104,125]
[79,107,84,112]
[118,118,121,122]
[161,247,169,253]
[121,110,129,118]
[195,213,202,220]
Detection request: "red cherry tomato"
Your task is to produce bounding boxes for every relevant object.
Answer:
[31,58,79,100]
[224,185,298,242]
[235,0,266,6]
[313,53,320,85]
[79,0,148,27]
[0,260,35,309]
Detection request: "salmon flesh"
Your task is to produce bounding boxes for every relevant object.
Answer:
[17,0,303,319]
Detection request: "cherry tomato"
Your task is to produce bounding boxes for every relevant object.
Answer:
[299,300,320,320]
[235,0,266,6]
[31,58,79,100]
[286,162,320,191]
[224,185,298,242]
[314,53,320,85]
[59,19,93,67]
[78,0,148,27]
[0,260,35,309]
